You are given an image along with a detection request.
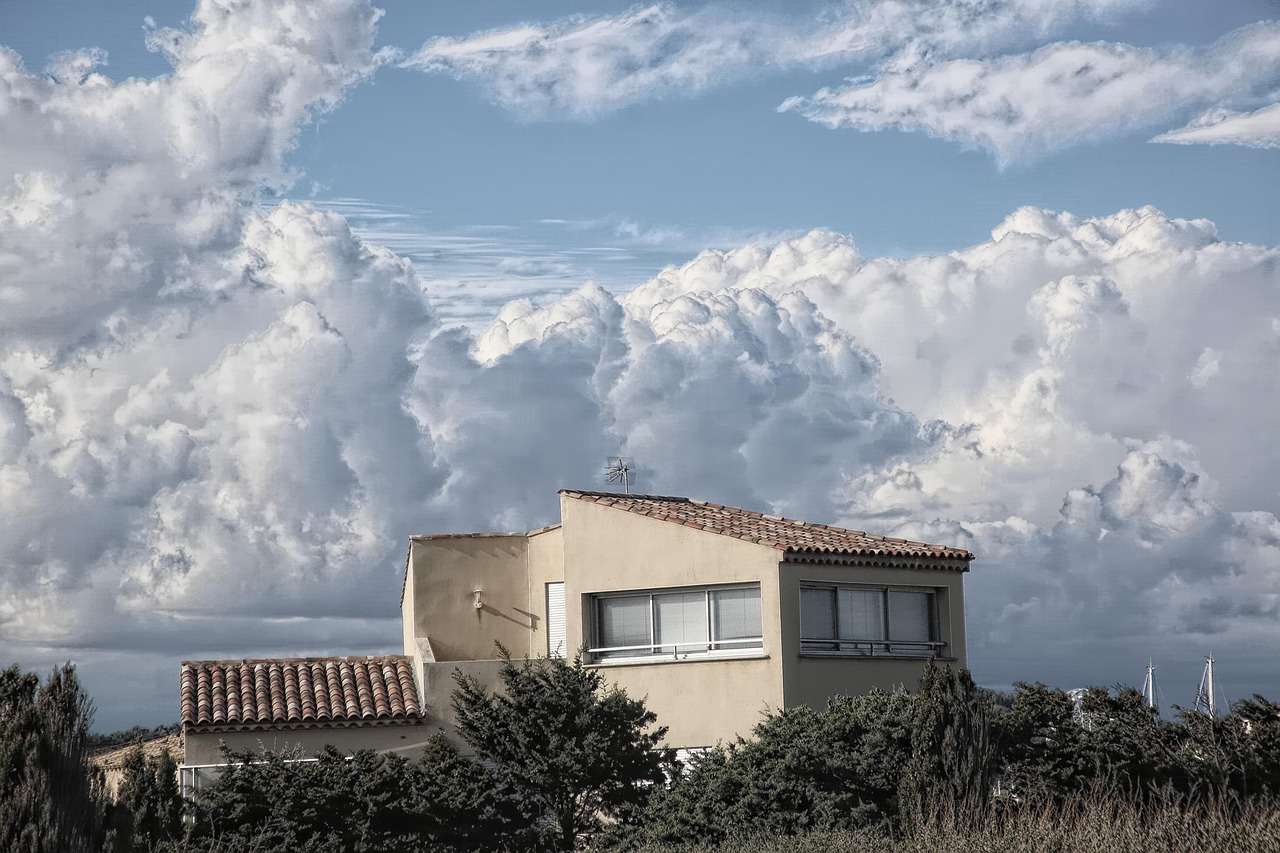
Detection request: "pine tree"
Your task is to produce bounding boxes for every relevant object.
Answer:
[0,663,107,853]
[452,646,670,851]
[900,658,993,833]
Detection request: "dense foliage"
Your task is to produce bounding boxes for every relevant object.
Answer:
[5,655,1280,852]
[0,663,107,853]
[452,647,671,850]
[181,737,521,852]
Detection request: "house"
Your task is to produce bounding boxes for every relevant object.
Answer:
[91,732,184,799]
[401,489,973,750]
[180,489,973,771]
[178,656,431,789]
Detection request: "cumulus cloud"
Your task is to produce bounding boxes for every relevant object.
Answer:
[2,0,1277,727]
[0,0,380,350]
[1152,102,1280,149]
[612,207,1279,699]
[781,22,1280,165]
[407,0,1146,118]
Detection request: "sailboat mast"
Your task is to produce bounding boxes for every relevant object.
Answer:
[1196,653,1217,717]
[1141,660,1157,712]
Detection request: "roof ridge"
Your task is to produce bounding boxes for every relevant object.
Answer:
[561,490,974,561]
[182,654,410,667]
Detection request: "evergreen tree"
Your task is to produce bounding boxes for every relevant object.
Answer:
[112,745,183,852]
[608,688,915,849]
[900,659,993,832]
[451,647,670,851]
[0,663,107,853]
[992,682,1087,802]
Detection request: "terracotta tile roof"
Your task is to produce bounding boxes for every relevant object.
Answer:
[181,656,422,732]
[91,733,184,771]
[560,490,974,564]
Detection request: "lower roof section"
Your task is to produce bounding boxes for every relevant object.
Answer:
[181,656,421,733]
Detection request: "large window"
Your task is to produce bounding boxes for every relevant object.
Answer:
[591,585,763,661]
[800,584,941,657]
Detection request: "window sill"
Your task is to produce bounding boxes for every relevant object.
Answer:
[799,651,955,662]
[588,651,769,668]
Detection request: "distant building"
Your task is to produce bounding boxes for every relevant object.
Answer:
[91,733,184,799]
[180,489,973,777]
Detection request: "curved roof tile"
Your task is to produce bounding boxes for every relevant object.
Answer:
[181,656,423,731]
[559,490,974,563]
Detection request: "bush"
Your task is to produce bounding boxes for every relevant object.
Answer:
[607,689,915,848]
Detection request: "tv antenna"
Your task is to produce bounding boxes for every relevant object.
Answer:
[605,457,636,494]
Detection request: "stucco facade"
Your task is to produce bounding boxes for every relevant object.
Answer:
[402,490,973,749]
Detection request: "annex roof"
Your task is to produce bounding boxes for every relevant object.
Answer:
[181,656,423,733]
[91,733,184,771]
[559,490,974,565]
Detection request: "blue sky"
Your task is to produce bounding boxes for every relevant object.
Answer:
[0,0,1277,729]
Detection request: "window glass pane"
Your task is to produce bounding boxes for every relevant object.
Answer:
[711,587,761,642]
[655,592,709,651]
[598,595,651,650]
[838,589,886,640]
[888,590,932,642]
[800,588,835,640]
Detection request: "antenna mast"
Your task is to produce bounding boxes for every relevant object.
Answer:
[605,457,636,495]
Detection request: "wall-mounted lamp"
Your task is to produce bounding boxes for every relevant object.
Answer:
[472,589,484,610]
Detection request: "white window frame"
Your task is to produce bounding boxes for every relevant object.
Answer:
[799,583,943,658]
[589,584,764,662]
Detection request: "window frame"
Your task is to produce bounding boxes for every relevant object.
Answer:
[799,583,943,658]
[588,583,764,663]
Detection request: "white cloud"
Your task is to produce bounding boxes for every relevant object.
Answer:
[2,0,1277,728]
[1152,103,1280,149]
[781,22,1280,165]
[0,0,380,350]
[407,0,1147,118]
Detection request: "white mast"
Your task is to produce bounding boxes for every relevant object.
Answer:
[1195,654,1218,717]
[1141,659,1158,713]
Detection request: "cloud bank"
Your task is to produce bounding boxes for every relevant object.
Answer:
[407,0,1146,120]
[782,22,1280,165]
[2,0,1277,727]
[411,1,1279,160]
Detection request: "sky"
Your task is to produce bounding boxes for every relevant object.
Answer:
[0,0,1276,731]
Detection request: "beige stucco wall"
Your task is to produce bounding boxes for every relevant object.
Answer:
[526,527,565,658]
[404,535,531,663]
[559,496,786,748]
[398,496,971,751]
[777,561,968,710]
[183,722,438,766]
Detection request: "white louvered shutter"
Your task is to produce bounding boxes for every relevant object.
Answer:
[546,582,567,659]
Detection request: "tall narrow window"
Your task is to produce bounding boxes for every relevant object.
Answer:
[546,582,566,659]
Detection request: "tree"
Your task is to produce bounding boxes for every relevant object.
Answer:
[0,663,107,853]
[609,688,916,849]
[992,682,1087,803]
[900,659,994,832]
[451,647,670,851]
[111,745,183,852]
